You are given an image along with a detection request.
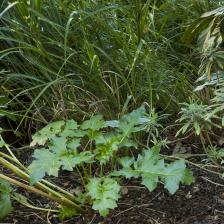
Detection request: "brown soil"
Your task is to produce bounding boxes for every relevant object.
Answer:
[3,167,224,224]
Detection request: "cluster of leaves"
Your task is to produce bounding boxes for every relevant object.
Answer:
[29,107,145,182]
[113,144,194,195]
[25,106,194,217]
[87,178,121,216]
[2,1,224,221]
[176,98,221,137]
[0,180,13,219]
[207,145,224,164]
[29,120,94,184]
[183,5,224,81]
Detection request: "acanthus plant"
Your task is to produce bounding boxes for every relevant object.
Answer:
[0,106,194,219]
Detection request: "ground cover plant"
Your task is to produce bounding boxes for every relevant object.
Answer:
[0,107,194,219]
[1,0,224,223]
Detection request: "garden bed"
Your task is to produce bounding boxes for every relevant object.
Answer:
[3,166,224,224]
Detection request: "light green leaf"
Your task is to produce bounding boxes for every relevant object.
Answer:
[141,159,165,191]
[51,136,67,155]
[60,151,94,171]
[193,122,201,135]
[92,197,117,217]
[0,139,5,148]
[31,121,65,146]
[81,115,106,131]
[181,169,195,185]
[106,120,119,128]
[114,144,194,194]
[163,160,186,194]
[112,157,137,178]
[0,180,13,219]
[118,106,145,138]
[95,135,120,165]
[29,149,61,184]
[29,145,94,183]
[119,138,138,148]
[60,120,85,138]
[67,138,81,150]
[64,120,78,130]
[87,178,121,217]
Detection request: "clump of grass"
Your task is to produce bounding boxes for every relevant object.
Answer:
[0,0,221,131]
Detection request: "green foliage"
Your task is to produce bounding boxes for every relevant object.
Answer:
[0,180,13,219]
[210,81,224,123]
[26,107,194,217]
[94,134,120,165]
[87,177,120,217]
[183,5,224,88]
[58,206,78,220]
[0,0,207,126]
[206,145,224,164]
[29,136,94,184]
[118,106,145,136]
[81,115,106,131]
[0,92,17,121]
[176,99,217,136]
[31,121,65,146]
[183,6,224,49]
[114,144,194,194]
[29,107,146,182]
[1,0,217,219]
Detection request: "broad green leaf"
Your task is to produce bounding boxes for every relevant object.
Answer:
[87,178,120,217]
[120,156,135,168]
[88,131,105,142]
[92,197,117,217]
[106,120,119,128]
[113,157,137,179]
[60,151,94,171]
[64,120,78,130]
[95,134,120,164]
[119,138,138,148]
[141,159,165,191]
[59,120,85,138]
[31,121,65,146]
[67,138,81,150]
[133,147,164,191]
[81,115,106,131]
[29,141,94,184]
[0,180,12,196]
[0,194,13,220]
[118,106,145,138]
[51,136,67,155]
[0,180,13,219]
[114,144,194,194]
[29,149,61,184]
[163,160,186,194]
